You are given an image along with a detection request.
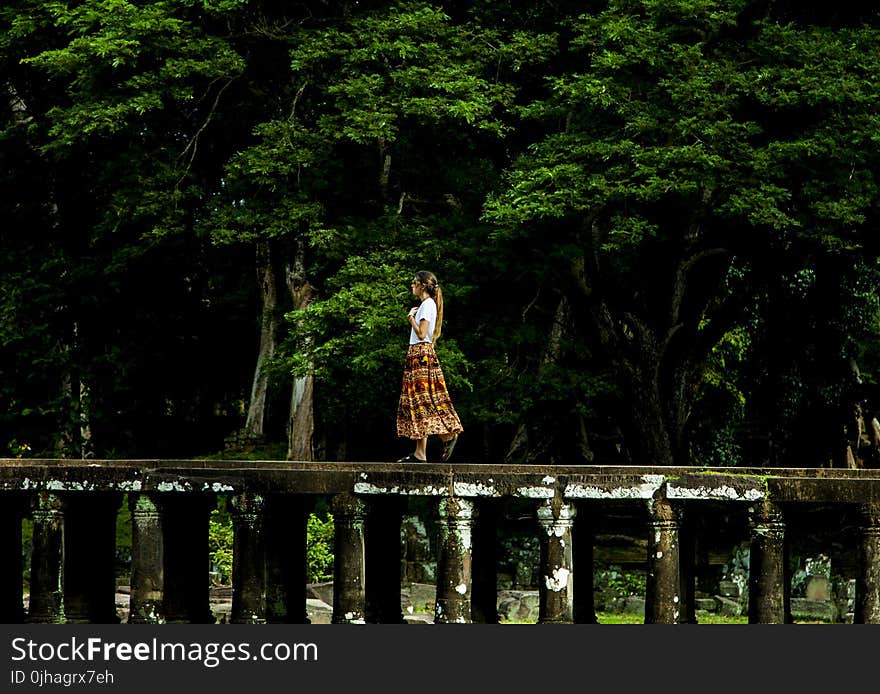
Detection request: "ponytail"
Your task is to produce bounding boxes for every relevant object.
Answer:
[414,270,444,342]
[433,285,444,342]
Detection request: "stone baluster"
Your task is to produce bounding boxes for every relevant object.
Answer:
[646,497,681,624]
[265,495,312,624]
[231,492,266,624]
[435,496,476,624]
[28,492,65,623]
[331,493,367,624]
[537,497,576,624]
[128,493,165,624]
[856,502,880,624]
[748,499,786,624]
[64,493,121,623]
[0,493,28,623]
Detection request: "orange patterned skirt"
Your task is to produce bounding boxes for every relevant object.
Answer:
[396,342,464,440]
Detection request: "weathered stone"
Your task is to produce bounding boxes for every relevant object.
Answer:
[714,595,743,617]
[128,493,164,624]
[623,596,646,617]
[230,492,266,624]
[497,590,540,623]
[28,492,65,624]
[747,499,786,624]
[856,502,880,623]
[331,493,366,624]
[434,497,475,624]
[536,497,576,624]
[805,576,831,602]
[790,598,836,622]
[718,580,741,597]
[694,597,717,612]
[645,497,681,624]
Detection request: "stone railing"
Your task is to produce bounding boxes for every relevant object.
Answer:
[1,460,879,624]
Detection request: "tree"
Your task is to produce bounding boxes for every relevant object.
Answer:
[484,0,880,465]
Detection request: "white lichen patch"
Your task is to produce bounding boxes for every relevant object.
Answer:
[656,551,663,559]
[453,482,499,497]
[455,583,468,595]
[545,568,570,592]
[542,476,556,485]
[117,480,143,492]
[408,485,448,496]
[354,483,394,494]
[666,484,764,501]
[43,480,95,492]
[204,482,235,492]
[564,474,664,500]
[354,482,448,496]
[156,481,192,492]
[516,486,555,498]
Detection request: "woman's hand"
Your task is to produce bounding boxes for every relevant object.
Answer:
[408,307,418,319]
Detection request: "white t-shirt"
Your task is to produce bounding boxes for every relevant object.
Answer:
[409,297,437,344]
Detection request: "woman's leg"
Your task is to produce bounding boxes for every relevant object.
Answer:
[414,437,428,461]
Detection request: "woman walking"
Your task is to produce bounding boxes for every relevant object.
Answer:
[396,271,463,462]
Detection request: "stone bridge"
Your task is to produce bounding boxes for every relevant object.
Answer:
[1,459,879,624]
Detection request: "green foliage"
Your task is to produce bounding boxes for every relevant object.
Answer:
[4,0,880,467]
[594,565,647,600]
[205,501,334,586]
[209,505,234,585]
[306,511,334,583]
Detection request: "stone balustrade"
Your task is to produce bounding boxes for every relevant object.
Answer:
[2,460,880,624]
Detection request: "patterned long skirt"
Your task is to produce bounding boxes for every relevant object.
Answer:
[396,342,464,440]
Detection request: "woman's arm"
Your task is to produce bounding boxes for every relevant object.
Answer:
[408,313,429,340]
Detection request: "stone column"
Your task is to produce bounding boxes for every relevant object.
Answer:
[645,497,681,624]
[0,493,27,623]
[161,494,215,624]
[748,499,786,624]
[128,493,165,624]
[231,492,266,624]
[28,492,65,623]
[855,502,880,624]
[64,493,121,623]
[365,497,405,624]
[264,495,311,624]
[537,497,576,624]
[331,493,367,624]
[435,496,476,624]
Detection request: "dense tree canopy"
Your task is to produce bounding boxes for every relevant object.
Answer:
[2,0,880,467]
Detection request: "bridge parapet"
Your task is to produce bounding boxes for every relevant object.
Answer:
[2,459,880,624]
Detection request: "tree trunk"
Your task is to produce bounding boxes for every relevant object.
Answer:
[285,245,316,461]
[244,241,278,441]
[505,296,593,464]
[622,358,677,467]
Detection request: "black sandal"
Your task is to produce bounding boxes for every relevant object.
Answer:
[441,434,460,462]
[397,454,426,463]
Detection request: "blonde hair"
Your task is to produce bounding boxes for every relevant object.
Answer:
[414,270,443,341]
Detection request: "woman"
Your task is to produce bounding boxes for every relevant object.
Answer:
[396,270,463,462]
